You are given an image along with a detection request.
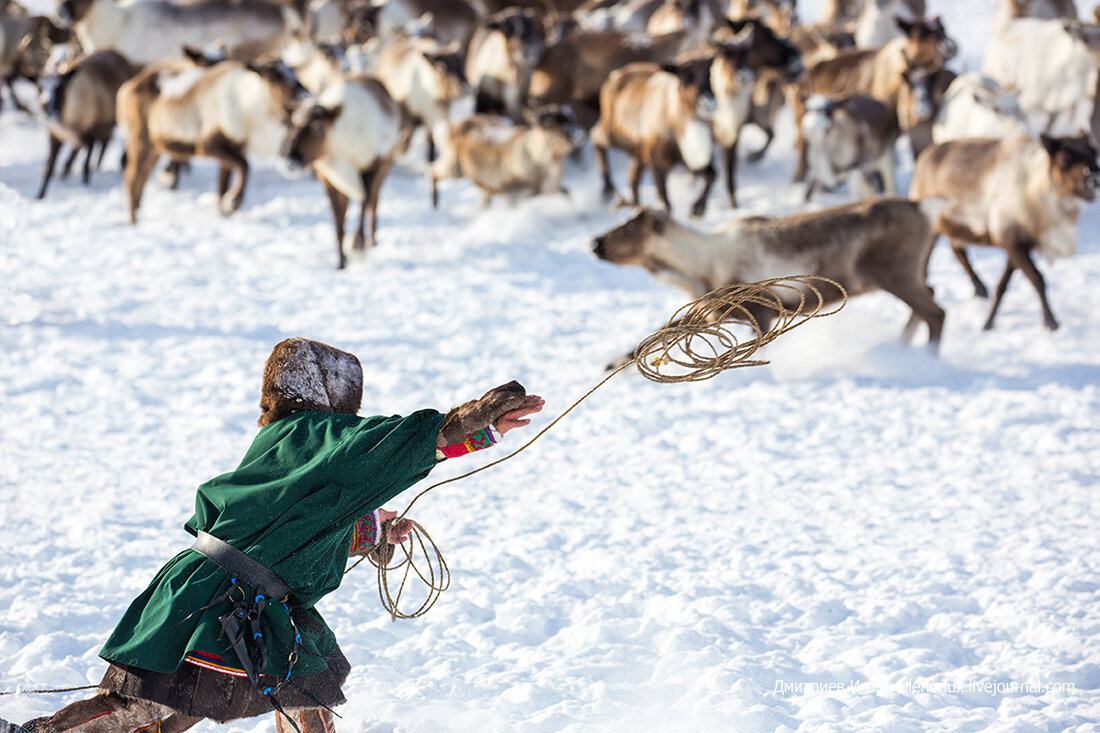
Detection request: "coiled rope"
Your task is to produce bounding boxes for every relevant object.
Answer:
[353,276,848,621]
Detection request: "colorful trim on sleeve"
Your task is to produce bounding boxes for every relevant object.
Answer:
[184,650,248,677]
[350,510,381,554]
[437,426,499,460]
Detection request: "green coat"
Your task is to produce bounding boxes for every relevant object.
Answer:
[100,409,445,679]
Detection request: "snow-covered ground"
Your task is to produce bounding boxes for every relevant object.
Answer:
[2,1,1098,731]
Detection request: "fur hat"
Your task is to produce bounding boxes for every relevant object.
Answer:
[259,338,364,426]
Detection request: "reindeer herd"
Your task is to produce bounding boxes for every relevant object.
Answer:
[3,0,1100,354]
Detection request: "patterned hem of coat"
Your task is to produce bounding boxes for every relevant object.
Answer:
[98,648,350,723]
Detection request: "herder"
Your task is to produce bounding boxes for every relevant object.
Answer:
[2,338,543,733]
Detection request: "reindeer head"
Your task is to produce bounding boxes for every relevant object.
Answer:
[660,57,718,120]
[592,208,671,270]
[712,24,757,92]
[282,103,341,172]
[1041,133,1100,202]
[896,15,957,66]
[900,56,936,126]
[722,18,802,82]
[55,0,94,25]
[248,59,310,118]
[530,104,586,148]
[485,8,547,68]
[342,0,385,45]
[424,42,468,100]
[1063,20,1100,63]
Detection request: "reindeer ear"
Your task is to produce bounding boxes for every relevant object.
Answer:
[895,15,915,34]
[1040,134,1061,157]
[182,46,206,64]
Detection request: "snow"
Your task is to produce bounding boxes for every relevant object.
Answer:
[2,1,1099,732]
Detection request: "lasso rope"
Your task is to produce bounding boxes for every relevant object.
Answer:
[357,276,848,621]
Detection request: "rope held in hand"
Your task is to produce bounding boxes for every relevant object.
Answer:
[357,276,848,621]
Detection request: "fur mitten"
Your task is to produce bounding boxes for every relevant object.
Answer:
[438,381,528,446]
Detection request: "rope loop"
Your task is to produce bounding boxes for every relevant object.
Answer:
[367,276,847,619]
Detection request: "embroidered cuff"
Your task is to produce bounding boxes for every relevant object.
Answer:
[436,426,499,460]
[350,509,381,554]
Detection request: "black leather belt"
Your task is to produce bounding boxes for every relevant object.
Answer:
[191,530,290,602]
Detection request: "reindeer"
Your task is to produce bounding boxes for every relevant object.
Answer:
[646,0,726,38]
[528,26,695,128]
[789,24,856,69]
[930,73,1028,145]
[592,199,947,356]
[281,77,408,269]
[36,49,138,199]
[911,134,1098,331]
[792,15,956,181]
[116,57,308,223]
[728,0,797,34]
[56,0,299,66]
[706,28,756,208]
[897,59,956,159]
[375,32,466,194]
[591,58,718,218]
[354,0,481,47]
[0,9,65,114]
[716,18,804,167]
[855,0,927,48]
[984,18,1100,136]
[800,93,899,201]
[431,105,585,207]
[465,7,547,120]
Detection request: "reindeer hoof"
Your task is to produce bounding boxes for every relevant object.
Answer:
[219,194,242,216]
[1045,318,1060,331]
[690,201,707,219]
[974,285,989,299]
[982,319,996,331]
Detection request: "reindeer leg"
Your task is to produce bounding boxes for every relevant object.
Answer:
[124,145,159,224]
[60,146,80,179]
[690,162,716,219]
[81,144,95,185]
[352,166,379,253]
[650,154,673,214]
[322,176,350,270]
[626,157,643,206]
[202,136,249,215]
[1007,242,1059,330]
[950,240,988,298]
[36,135,63,200]
[366,158,392,248]
[881,280,946,353]
[723,139,739,209]
[982,258,1016,331]
[95,139,110,171]
[216,166,231,199]
[591,125,618,203]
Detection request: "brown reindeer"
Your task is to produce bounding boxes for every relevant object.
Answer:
[792,15,955,181]
[592,198,947,356]
[281,77,409,269]
[716,18,804,167]
[431,105,585,207]
[528,26,695,127]
[898,59,956,159]
[465,7,547,120]
[37,49,138,199]
[116,57,308,223]
[910,133,1098,331]
[591,58,718,218]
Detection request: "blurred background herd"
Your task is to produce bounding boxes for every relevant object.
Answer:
[2,0,1099,337]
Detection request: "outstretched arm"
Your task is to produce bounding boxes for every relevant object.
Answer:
[435,381,544,457]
